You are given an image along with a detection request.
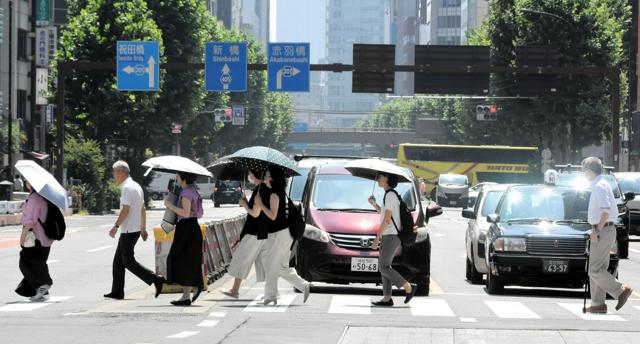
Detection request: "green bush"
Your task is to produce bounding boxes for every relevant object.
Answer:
[65,135,106,213]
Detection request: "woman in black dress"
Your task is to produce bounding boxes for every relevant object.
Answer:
[164,172,204,306]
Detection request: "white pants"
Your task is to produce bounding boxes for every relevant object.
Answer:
[589,225,624,306]
[227,235,267,281]
[262,229,309,300]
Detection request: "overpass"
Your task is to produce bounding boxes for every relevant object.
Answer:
[286,118,448,145]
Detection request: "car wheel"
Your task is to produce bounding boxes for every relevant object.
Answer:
[466,254,483,285]
[486,271,503,294]
[618,239,629,259]
[214,202,221,208]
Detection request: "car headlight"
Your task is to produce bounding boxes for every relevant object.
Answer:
[303,225,330,243]
[494,237,526,252]
[415,227,429,243]
[618,206,627,215]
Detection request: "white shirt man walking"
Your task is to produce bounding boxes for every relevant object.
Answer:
[583,157,633,313]
[104,161,164,300]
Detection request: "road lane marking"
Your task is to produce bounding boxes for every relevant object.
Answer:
[209,312,227,317]
[100,224,114,228]
[166,331,199,339]
[558,303,625,321]
[87,245,113,253]
[459,317,477,323]
[328,296,371,315]
[47,259,59,264]
[197,320,219,327]
[410,299,455,317]
[243,294,295,313]
[628,248,640,253]
[0,296,72,312]
[484,301,541,319]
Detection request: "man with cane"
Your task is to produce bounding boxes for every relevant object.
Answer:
[582,157,633,313]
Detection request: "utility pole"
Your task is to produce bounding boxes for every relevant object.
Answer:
[7,0,13,177]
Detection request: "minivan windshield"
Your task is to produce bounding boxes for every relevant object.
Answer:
[617,175,640,194]
[312,175,416,211]
[498,186,590,223]
[439,174,468,185]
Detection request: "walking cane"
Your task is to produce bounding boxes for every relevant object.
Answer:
[583,236,591,313]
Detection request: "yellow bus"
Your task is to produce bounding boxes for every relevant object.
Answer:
[397,144,539,194]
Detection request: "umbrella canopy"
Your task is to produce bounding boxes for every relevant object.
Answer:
[15,160,68,209]
[226,146,301,177]
[344,158,413,183]
[142,155,212,177]
[207,157,247,180]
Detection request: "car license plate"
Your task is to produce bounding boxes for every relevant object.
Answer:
[449,201,457,205]
[351,257,378,272]
[543,260,569,273]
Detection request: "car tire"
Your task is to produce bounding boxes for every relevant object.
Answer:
[214,202,221,208]
[466,254,483,285]
[618,239,629,259]
[486,271,503,294]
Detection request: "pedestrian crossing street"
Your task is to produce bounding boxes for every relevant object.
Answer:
[235,293,639,322]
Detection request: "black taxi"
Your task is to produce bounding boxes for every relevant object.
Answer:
[484,184,619,294]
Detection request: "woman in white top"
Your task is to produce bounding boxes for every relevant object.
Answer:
[368,172,417,307]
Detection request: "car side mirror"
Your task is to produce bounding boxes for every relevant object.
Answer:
[462,209,476,220]
[487,214,500,224]
[428,204,443,218]
[624,192,635,202]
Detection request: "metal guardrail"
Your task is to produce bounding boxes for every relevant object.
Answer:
[296,128,416,134]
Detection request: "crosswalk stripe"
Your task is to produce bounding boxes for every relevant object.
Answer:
[166,331,199,339]
[209,312,227,317]
[0,296,72,312]
[197,320,219,327]
[558,303,626,321]
[328,296,371,315]
[410,299,455,317]
[243,294,295,313]
[484,301,541,319]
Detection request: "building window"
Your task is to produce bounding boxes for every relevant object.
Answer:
[439,0,461,7]
[17,29,28,60]
[17,90,27,118]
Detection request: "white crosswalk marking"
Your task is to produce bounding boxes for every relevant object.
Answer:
[197,320,219,327]
[558,303,626,321]
[410,299,455,317]
[484,301,541,319]
[208,312,227,317]
[0,296,72,312]
[166,331,199,339]
[328,296,371,315]
[243,294,295,313]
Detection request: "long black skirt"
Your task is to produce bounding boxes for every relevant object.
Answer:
[16,240,52,297]
[167,218,203,288]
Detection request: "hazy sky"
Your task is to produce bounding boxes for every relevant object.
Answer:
[271,0,326,63]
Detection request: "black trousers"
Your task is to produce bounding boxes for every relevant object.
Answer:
[16,240,52,297]
[110,232,156,296]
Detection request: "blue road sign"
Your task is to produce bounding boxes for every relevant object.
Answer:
[205,42,247,92]
[268,43,310,92]
[117,41,160,91]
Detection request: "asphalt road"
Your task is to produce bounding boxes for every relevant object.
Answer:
[1,204,640,344]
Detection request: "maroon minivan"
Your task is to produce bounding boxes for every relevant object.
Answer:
[295,164,434,295]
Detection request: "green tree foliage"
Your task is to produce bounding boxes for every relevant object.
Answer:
[456,0,631,162]
[356,98,457,130]
[56,0,163,183]
[65,135,105,213]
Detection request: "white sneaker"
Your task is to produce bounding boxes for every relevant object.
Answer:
[30,285,50,302]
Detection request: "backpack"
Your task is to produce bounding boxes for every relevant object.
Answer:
[384,189,416,246]
[38,200,66,241]
[286,196,305,240]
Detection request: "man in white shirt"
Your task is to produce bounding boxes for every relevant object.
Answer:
[583,157,633,313]
[104,161,164,300]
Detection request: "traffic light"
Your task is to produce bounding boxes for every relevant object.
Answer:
[475,105,497,121]
[214,108,232,123]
